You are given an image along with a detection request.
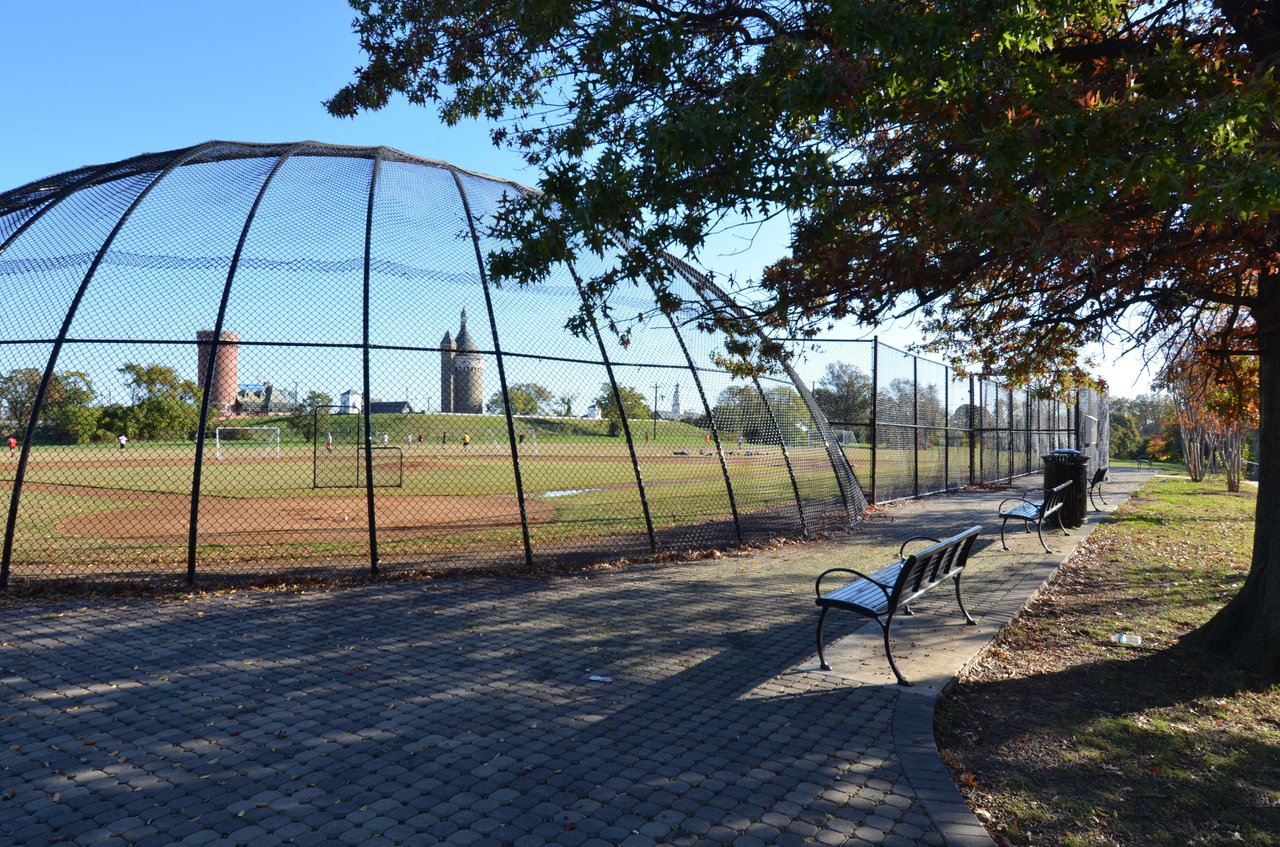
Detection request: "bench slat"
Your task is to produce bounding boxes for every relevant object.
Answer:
[818,561,902,614]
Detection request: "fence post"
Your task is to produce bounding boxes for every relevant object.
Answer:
[359,150,385,576]
[452,172,536,567]
[870,337,879,504]
[969,375,977,485]
[944,370,950,491]
[913,354,920,498]
[187,145,297,588]
[1007,387,1015,484]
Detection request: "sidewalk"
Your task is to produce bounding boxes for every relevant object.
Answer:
[0,469,1149,847]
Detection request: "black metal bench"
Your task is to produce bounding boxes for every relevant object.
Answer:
[998,479,1072,553]
[1088,466,1108,510]
[814,525,983,686]
[1136,455,1154,469]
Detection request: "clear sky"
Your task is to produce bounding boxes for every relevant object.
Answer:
[1,1,1155,398]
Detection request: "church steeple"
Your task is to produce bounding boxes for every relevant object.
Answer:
[455,308,479,352]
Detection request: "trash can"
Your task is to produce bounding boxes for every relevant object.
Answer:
[1043,448,1089,528]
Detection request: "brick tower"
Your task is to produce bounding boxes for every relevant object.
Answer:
[452,310,484,414]
[195,330,239,413]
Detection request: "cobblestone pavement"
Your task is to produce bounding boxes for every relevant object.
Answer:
[0,470,1149,846]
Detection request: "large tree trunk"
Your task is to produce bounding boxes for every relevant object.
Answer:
[1185,316,1280,680]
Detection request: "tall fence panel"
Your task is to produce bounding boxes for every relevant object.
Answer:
[799,338,1109,504]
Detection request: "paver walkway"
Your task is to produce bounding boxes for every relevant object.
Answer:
[0,469,1149,846]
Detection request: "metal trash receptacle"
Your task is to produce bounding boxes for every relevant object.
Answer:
[1043,448,1089,528]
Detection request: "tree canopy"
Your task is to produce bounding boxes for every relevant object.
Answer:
[488,382,554,416]
[119,363,201,441]
[811,362,872,429]
[330,0,1277,377]
[331,1,1280,675]
[593,383,650,435]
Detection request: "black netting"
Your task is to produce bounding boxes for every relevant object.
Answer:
[0,142,866,589]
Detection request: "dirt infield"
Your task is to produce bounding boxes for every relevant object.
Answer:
[54,492,556,541]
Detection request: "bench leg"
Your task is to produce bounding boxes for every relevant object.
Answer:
[816,606,832,671]
[953,575,976,625]
[881,617,910,686]
[1090,484,1107,510]
[1035,519,1051,554]
[1000,518,1010,551]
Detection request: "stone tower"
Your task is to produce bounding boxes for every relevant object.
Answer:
[439,329,455,413]
[452,309,485,414]
[195,330,239,413]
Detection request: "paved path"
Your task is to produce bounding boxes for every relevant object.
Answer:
[0,469,1149,846]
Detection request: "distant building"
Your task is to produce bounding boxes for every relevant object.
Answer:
[440,309,485,414]
[582,403,602,420]
[339,390,362,415]
[368,401,413,414]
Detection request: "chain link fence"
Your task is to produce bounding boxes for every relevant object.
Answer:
[0,142,1104,590]
[0,142,865,590]
[796,338,1109,504]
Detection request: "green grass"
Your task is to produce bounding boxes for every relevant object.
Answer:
[936,475,1279,846]
[0,432,841,569]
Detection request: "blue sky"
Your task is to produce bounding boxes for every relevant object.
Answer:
[2,1,1154,397]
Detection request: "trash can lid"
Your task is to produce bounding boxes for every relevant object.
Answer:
[1048,448,1083,455]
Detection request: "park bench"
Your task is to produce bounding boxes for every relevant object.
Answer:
[1088,466,1109,510]
[998,479,1072,554]
[814,525,984,686]
[1136,455,1154,469]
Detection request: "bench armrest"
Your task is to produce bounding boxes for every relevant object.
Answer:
[897,535,940,558]
[999,495,1040,514]
[815,566,893,598]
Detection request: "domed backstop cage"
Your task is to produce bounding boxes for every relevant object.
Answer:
[0,141,865,589]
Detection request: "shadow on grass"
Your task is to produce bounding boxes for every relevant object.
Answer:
[939,640,1280,844]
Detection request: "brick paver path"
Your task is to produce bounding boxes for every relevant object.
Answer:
[0,470,1148,846]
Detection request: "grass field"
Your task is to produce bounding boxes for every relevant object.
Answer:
[0,414,849,579]
[936,475,1279,846]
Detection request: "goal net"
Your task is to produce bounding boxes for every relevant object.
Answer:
[214,426,281,460]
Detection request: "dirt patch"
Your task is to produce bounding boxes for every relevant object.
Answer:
[55,493,555,541]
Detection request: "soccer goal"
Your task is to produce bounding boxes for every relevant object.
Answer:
[214,426,281,460]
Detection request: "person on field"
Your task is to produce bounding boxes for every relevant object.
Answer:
[462,433,471,452]
[7,436,16,458]
[118,433,128,451]
[325,432,333,453]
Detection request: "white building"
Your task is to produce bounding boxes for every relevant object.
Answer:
[339,390,362,415]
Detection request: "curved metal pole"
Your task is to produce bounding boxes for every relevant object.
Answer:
[777,357,862,517]
[450,172,534,567]
[664,254,864,522]
[661,259,806,535]
[644,280,741,542]
[1,141,221,589]
[186,145,300,586]
[362,151,385,575]
[565,267,657,552]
